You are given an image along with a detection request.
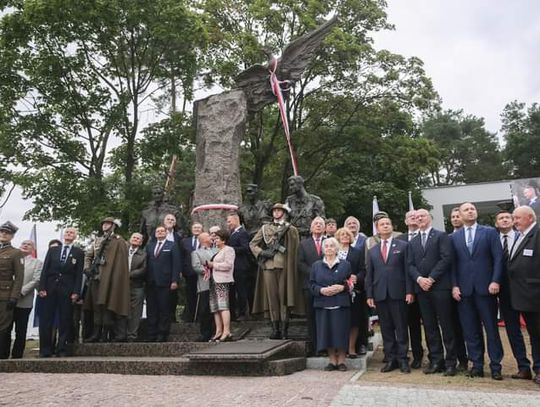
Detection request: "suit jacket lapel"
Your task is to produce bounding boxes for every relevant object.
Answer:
[510,226,536,262]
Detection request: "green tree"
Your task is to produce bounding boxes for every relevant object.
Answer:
[0,0,206,234]
[421,110,507,186]
[501,101,540,178]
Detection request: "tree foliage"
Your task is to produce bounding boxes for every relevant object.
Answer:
[0,0,206,234]
[501,101,540,178]
[421,110,507,186]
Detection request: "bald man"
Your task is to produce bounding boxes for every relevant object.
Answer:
[508,206,540,386]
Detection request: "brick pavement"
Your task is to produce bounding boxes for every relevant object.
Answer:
[0,371,353,407]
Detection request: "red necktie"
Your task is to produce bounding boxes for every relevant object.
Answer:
[315,238,321,256]
[381,240,388,263]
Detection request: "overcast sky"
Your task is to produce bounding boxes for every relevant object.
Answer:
[374,0,540,133]
[2,0,540,255]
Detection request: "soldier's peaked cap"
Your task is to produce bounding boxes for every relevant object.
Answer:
[272,203,291,213]
[0,221,18,234]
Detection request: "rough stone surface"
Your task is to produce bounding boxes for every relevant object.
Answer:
[192,89,247,229]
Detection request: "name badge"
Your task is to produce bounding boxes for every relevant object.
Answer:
[523,249,534,257]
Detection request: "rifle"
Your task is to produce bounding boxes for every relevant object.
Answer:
[87,233,113,279]
[258,223,290,266]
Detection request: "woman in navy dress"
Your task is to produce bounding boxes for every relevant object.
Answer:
[310,237,352,371]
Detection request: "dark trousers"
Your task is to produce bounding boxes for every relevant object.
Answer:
[181,275,198,322]
[499,286,530,371]
[39,286,73,356]
[458,295,503,372]
[303,288,317,353]
[196,290,214,341]
[232,268,250,317]
[452,298,468,362]
[408,300,424,361]
[5,307,32,358]
[417,290,457,367]
[377,299,409,363]
[169,290,179,322]
[356,291,369,347]
[146,284,172,339]
[127,286,145,340]
[522,312,540,373]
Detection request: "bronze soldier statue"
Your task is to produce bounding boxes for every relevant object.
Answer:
[285,176,326,238]
[238,184,272,237]
[0,221,24,359]
[140,186,183,245]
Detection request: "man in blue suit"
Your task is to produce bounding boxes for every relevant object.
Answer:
[408,209,457,376]
[366,215,414,373]
[38,227,84,357]
[146,225,182,342]
[450,202,504,380]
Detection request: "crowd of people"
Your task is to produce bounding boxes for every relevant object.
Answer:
[0,201,539,388]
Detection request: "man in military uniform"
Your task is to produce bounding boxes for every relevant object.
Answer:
[285,176,326,238]
[140,186,183,245]
[0,221,24,359]
[238,184,272,238]
[250,203,304,339]
[84,217,130,342]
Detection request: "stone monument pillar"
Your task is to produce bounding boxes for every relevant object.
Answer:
[192,89,247,229]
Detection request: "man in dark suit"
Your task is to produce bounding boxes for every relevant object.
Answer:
[344,216,366,250]
[180,222,203,322]
[38,227,84,357]
[494,210,532,380]
[408,209,457,376]
[396,210,424,369]
[126,232,147,342]
[298,216,325,353]
[508,206,540,387]
[146,225,181,342]
[227,213,253,320]
[523,181,540,219]
[366,215,414,373]
[450,202,504,380]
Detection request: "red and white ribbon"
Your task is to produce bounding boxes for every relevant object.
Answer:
[269,59,299,176]
[191,204,239,214]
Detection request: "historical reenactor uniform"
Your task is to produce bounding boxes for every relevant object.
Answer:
[250,203,304,339]
[84,217,130,342]
[0,221,24,359]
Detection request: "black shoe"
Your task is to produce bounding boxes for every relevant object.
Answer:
[443,366,457,377]
[457,359,468,372]
[56,352,68,358]
[423,363,445,374]
[156,336,168,343]
[113,337,127,343]
[381,361,399,373]
[411,359,422,369]
[269,321,282,340]
[358,345,367,355]
[491,371,503,381]
[39,354,52,358]
[400,361,411,373]
[337,363,348,372]
[324,363,337,371]
[467,368,484,378]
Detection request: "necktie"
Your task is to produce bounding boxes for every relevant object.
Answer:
[381,240,388,263]
[421,232,427,248]
[466,227,473,254]
[61,245,69,263]
[409,232,415,241]
[155,241,163,257]
[502,234,509,261]
[315,238,321,256]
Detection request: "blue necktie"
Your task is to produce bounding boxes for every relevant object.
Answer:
[61,245,69,263]
[466,227,473,254]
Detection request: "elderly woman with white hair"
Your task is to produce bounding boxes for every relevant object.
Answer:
[310,237,352,371]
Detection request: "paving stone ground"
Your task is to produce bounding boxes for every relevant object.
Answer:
[331,383,540,407]
[2,370,539,407]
